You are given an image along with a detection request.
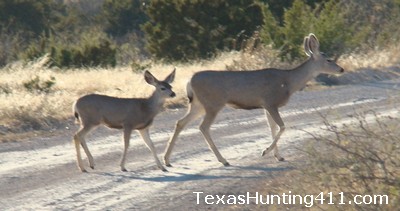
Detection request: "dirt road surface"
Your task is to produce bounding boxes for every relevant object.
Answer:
[1,79,399,210]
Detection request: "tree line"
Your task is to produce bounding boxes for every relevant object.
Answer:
[0,0,399,68]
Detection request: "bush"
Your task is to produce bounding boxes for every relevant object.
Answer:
[143,0,264,61]
[2,0,400,66]
[279,0,314,60]
[0,0,68,66]
[101,0,148,37]
[70,38,116,67]
[282,111,400,210]
[259,0,329,24]
[22,31,116,68]
[0,30,23,66]
[260,0,378,61]
[0,0,63,37]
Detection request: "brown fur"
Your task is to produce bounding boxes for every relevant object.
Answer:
[164,34,344,167]
[73,69,175,172]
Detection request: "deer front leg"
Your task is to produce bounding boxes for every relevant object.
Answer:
[262,108,285,161]
[200,111,230,166]
[120,127,132,172]
[138,128,167,172]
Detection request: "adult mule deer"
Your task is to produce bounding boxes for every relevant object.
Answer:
[73,69,175,172]
[164,34,344,167]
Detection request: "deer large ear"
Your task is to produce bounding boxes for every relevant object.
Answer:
[308,33,320,54]
[144,71,158,85]
[164,68,176,84]
[303,36,311,56]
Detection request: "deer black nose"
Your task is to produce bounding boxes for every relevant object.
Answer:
[339,68,344,73]
[170,92,176,97]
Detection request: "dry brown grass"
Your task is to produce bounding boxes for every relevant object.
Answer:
[339,45,400,71]
[0,52,240,133]
[0,45,399,135]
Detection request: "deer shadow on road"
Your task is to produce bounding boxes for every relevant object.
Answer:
[95,164,293,183]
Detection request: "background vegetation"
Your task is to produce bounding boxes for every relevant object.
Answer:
[1,0,400,67]
[1,0,399,134]
[0,1,399,206]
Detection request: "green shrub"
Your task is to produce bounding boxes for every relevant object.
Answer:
[0,0,64,37]
[260,0,376,61]
[21,31,116,68]
[259,0,329,24]
[101,0,148,37]
[143,0,264,61]
[2,0,400,66]
[279,0,314,60]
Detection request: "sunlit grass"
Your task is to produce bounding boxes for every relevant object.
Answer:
[340,45,400,71]
[0,52,240,132]
[0,45,399,133]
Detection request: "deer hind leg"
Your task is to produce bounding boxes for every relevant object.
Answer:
[200,108,230,166]
[138,128,167,172]
[73,125,95,172]
[262,107,285,161]
[164,99,204,167]
[120,127,132,172]
[264,111,285,161]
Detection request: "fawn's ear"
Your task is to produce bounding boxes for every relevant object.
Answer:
[303,36,311,56]
[308,33,320,55]
[164,68,176,84]
[144,71,158,86]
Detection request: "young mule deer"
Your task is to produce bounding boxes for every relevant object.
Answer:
[73,69,175,172]
[164,34,344,167]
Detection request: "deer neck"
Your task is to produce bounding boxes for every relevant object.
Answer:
[146,91,165,114]
[287,58,319,94]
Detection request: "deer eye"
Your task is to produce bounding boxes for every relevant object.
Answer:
[160,87,166,91]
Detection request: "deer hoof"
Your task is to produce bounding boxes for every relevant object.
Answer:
[161,168,168,172]
[164,159,172,167]
[223,162,230,167]
[121,168,128,172]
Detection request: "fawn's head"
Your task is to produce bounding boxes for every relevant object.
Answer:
[144,68,176,99]
[304,33,344,75]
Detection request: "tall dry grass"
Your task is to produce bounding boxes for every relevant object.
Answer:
[340,45,400,71]
[0,45,399,135]
[0,52,240,133]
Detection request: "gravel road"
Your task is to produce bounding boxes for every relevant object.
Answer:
[1,78,399,210]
